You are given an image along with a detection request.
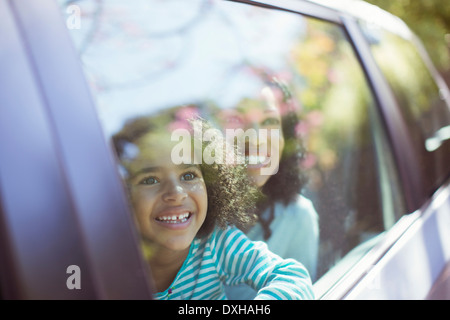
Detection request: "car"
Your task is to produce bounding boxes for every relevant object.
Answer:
[0,0,449,300]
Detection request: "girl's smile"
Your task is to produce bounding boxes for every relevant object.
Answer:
[153,209,193,230]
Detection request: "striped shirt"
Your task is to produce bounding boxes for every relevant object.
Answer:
[154,226,314,300]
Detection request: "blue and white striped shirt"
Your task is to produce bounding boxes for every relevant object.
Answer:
[154,226,314,300]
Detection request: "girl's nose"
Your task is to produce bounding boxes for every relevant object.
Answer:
[162,180,188,203]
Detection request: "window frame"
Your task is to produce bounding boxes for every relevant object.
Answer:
[358,21,450,197]
[341,14,424,212]
[0,0,153,299]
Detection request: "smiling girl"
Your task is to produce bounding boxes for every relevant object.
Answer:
[112,107,314,300]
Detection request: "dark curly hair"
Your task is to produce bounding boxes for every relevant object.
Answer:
[112,107,259,238]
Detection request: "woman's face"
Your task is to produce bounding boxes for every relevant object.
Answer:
[218,87,285,188]
[126,133,208,252]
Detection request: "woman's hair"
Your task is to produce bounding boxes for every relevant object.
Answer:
[112,106,259,238]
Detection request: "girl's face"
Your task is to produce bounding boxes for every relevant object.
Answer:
[218,88,285,188]
[127,133,207,252]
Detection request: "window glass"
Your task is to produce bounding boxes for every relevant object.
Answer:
[61,0,406,298]
[288,18,406,284]
[359,21,450,193]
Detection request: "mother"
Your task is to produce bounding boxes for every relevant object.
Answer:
[211,66,319,299]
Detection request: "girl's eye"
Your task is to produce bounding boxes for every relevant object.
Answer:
[261,117,281,126]
[139,176,159,185]
[181,172,197,181]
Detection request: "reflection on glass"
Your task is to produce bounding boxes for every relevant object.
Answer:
[110,106,314,299]
[205,65,319,299]
[61,0,407,298]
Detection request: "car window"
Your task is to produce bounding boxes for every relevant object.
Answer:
[289,18,406,290]
[60,0,407,298]
[359,20,450,194]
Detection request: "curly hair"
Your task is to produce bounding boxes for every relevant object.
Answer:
[112,107,259,238]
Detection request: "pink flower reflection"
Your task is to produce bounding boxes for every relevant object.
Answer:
[175,106,199,121]
[168,120,192,132]
[167,105,200,133]
[306,110,324,128]
[301,153,317,169]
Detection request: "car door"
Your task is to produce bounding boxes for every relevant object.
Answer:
[1,0,449,300]
[0,0,153,299]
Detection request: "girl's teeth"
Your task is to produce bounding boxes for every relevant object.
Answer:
[156,213,190,223]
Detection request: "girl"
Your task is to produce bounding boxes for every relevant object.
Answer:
[112,107,314,300]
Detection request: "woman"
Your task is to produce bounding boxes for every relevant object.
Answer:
[213,66,319,299]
